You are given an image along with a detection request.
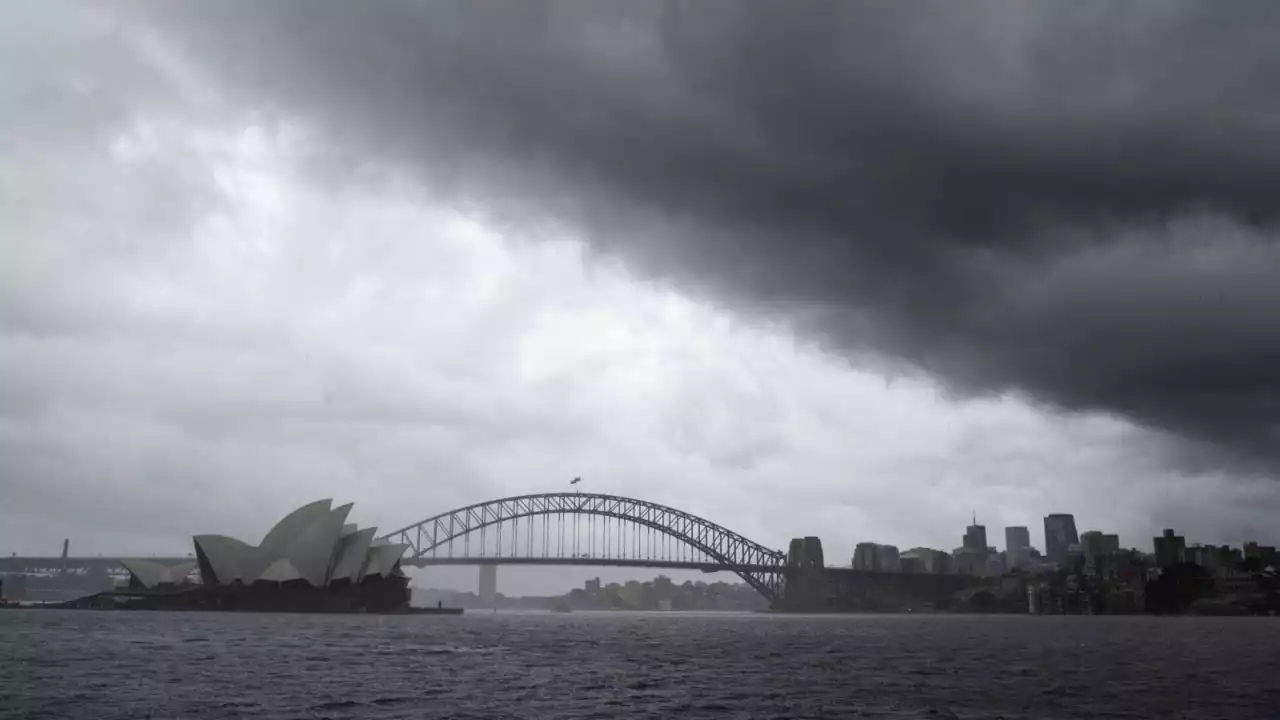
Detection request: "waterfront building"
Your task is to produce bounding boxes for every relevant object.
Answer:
[121,499,412,611]
[852,542,900,572]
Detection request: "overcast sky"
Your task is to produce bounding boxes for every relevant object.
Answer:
[3,1,1279,595]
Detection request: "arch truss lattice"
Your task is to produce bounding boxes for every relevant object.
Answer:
[379,493,789,601]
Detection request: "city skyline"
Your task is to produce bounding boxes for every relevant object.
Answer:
[5,496,1274,599]
[9,498,1271,559]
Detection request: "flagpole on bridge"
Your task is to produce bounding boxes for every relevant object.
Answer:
[570,476,582,494]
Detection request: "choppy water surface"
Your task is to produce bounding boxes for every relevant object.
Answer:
[2,610,1278,719]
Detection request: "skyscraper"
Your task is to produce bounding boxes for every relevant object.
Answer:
[1005,526,1030,569]
[1153,529,1186,568]
[1043,514,1079,566]
[1080,531,1106,562]
[963,513,987,551]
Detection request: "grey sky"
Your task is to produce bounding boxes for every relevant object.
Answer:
[3,1,1279,595]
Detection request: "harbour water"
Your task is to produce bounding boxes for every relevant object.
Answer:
[2,610,1277,719]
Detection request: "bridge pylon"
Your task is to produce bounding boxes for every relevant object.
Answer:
[478,565,497,607]
[773,536,829,612]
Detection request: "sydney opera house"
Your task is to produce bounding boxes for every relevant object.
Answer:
[115,499,413,613]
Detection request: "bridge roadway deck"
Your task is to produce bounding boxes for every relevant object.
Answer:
[3,556,976,590]
[400,557,784,573]
[2,556,785,575]
[0,556,779,573]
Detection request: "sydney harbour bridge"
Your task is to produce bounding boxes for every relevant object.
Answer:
[1,492,974,610]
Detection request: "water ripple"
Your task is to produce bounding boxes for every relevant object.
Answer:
[2,611,1278,719]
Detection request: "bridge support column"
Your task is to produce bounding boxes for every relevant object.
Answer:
[774,537,829,612]
[478,565,497,608]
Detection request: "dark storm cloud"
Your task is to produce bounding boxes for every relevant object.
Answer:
[133,0,1280,473]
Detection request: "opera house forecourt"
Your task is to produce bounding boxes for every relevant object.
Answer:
[97,499,432,613]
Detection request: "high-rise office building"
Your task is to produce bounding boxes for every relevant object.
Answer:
[1043,514,1079,566]
[1081,531,1106,562]
[1081,530,1121,576]
[963,515,988,552]
[1154,529,1186,568]
[1005,526,1031,569]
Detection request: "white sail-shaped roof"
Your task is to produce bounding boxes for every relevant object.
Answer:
[121,559,197,588]
[363,542,409,578]
[260,499,333,558]
[193,535,258,585]
[191,499,409,589]
[257,557,303,583]
[284,503,352,586]
[330,527,377,584]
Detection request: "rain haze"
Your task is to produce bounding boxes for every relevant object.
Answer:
[3,0,1280,596]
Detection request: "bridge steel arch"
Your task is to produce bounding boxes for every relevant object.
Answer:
[378,492,789,601]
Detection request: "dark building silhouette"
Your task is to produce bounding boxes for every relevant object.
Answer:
[963,517,987,552]
[1043,514,1079,566]
[1243,542,1277,569]
[1154,529,1187,568]
[852,542,900,572]
[1081,531,1105,562]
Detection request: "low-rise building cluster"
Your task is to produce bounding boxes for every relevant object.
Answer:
[850,513,1277,614]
